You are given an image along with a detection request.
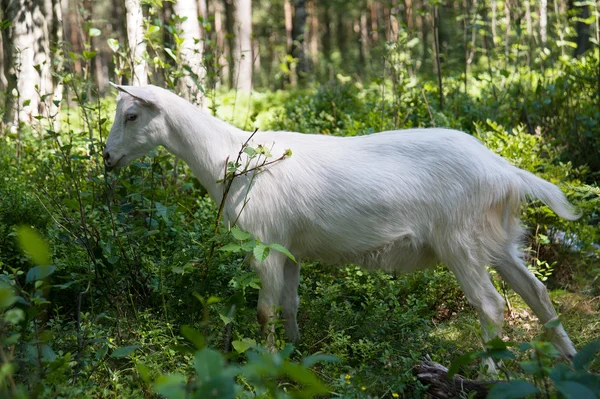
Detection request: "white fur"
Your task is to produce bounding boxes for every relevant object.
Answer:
[104,84,579,361]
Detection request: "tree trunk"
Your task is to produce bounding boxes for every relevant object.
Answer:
[492,0,497,43]
[390,0,399,41]
[540,0,547,44]
[233,0,253,92]
[359,1,369,74]
[433,4,443,110]
[125,0,148,85]
[405,0,413,30]
[414,361,497,398]
[173,0,205,103]
[307,0,319,65]
[292,0,308,81]
[574,1,590,56]
[370,0,379,43]
[284,0,296,86]
[1,0,54,125]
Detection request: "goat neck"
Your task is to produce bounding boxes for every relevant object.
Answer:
[159,94,250,202]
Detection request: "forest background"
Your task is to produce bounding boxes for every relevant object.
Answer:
[1,0,600,397]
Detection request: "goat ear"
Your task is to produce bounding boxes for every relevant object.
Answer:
[110,83,157,107]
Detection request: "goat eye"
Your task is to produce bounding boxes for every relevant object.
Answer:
[126,114,137,122]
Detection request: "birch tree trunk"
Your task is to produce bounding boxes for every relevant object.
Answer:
[173,0,205,103]
[1,0,54,125]
[233,0,253,92]
[540,0,547,44]
[284,0,296,86]
[307,0,319,65]
[125,0,147,85]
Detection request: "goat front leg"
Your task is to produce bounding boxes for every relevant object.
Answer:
[254,252,300,349]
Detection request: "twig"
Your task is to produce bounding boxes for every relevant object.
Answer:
[421,88,436,127]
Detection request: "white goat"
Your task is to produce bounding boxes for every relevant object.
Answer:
[104,84,579,364]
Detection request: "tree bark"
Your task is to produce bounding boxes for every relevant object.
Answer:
[359,1,369,74]
[414,361,496,398]
[173,0,205,103]
[307,0,318,65]
[540,0,547,44]
[292,0,308,81]
[1,0,54,125]
[284,0,296,86]
[574,1,590,56]
[125,0,148,85]
[233,0,253,92]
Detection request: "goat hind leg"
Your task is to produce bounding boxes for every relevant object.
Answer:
[446,254,506,372]
[492,247,576,359]
[281,259,301,343]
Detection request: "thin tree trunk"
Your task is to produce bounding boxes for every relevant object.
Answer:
[433,4,443,110]
[390,0,399,41]
[405,0,413,30]
[554,0,565,58]
[540,0,547,44]
[173,0,205,102]
[504,0,511,63]
[307,0,318,65]
[125,0,148,85]
[492,0,497,43]
[1,0,53,125]
[322,2,331,64]
[420,0,429,67]
[110,0,126,84]
[574,1,590,56]
[292,0,308,81]
[214,0,228,89]
[284,0,296,86]
[224,0,235,88]
[360,1,369,75]
[370,0,379,43]
[233,0,253,92]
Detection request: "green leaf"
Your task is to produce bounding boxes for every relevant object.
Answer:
[164,48,177,61]
[83,51,97,60]
[219,243,243,253]
[147,25,160,34]
[193,349,224,380]
[107,38,120,52]
[0,283,17,309]
[487,380,540,399]
[136,362,151,384]
[544,318,561,329]
[89,28,101,37]
[17,226,51,265]
[111,345,138,358]
[253,244,270,262]
[301,353,339,367]
[573,341,600,371]
[231,227,253,241]
[448,352,478,378]
[154,374,186,399]
[269,243,296,262]
[232,338,256,354]
[243,146,256,156]
[181,325,205,350]
[4,308,24,325]
[26,266,57,284]
[554,381,597,399]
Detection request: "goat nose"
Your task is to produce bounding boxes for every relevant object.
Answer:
[103,151,111,166]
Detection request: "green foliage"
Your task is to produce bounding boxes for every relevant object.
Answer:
[2,7,600,396]
[449,338,600,399]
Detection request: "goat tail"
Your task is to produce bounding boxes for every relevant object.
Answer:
[515,168,581,220]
